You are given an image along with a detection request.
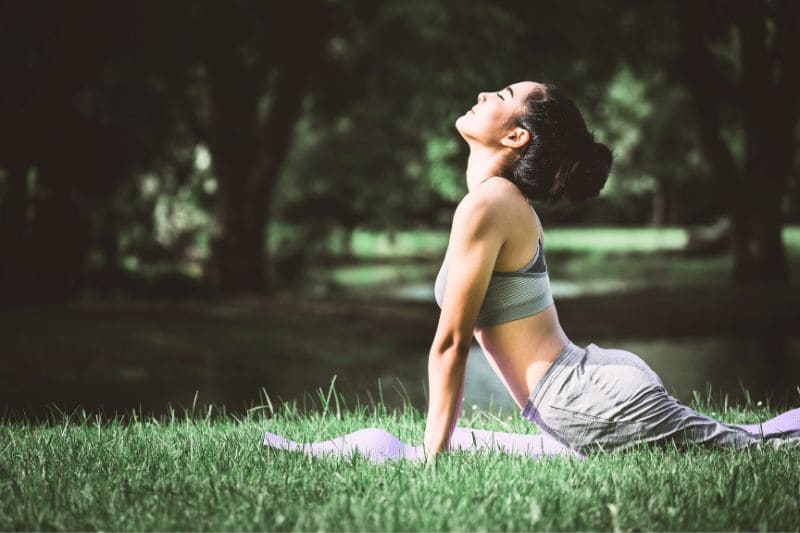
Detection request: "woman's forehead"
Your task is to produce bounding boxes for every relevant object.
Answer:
[510,81,543,96]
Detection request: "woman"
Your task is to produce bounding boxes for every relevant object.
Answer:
[264,81,800,463]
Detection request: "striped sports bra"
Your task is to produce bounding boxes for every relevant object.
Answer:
[433,209,554,328]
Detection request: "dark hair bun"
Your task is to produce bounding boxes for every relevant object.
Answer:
[560,140,613,202]
[506,82,614,204]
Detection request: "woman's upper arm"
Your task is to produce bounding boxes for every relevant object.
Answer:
[431,191,506,354]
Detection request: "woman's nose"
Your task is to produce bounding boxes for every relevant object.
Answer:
[476,92,487,104]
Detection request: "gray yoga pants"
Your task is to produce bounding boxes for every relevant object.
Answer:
[521,341,800,456]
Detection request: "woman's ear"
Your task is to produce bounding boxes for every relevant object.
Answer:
[500,127,531,149]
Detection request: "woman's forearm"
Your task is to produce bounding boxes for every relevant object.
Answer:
[423,346,469,458]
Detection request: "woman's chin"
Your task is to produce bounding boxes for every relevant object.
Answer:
[454,114,470,134]
[454,117,477,141]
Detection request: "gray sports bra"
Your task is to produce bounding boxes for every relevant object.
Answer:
[433,210,554,328]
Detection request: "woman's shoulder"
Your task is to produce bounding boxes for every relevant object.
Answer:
[455,177,543,246]
[458,176,535,219]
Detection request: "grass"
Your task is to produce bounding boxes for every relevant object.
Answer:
[117,224,800,298]
[2,385,799,531]
[309,225,800,297]
[5,226,800,529]
[342,225,800,257]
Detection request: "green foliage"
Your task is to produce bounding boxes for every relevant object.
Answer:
[424,136,463,202]
[3,0,799,295]
[275,0,524,251]
[113,145,215,274]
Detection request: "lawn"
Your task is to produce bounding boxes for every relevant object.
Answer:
[2,389,799,531]
[341,225,800,256]
[311,225,800,297]
[4,225,800,530]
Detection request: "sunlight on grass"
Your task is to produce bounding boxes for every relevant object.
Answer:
[329,263,433,286]
[544,226,688,251]
[345,226,693,258]
[344,225,800,257]
[2,384,798,531]
[349,229,450,258]
[309,225,800,299]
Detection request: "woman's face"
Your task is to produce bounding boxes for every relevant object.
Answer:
[455,81,542,148]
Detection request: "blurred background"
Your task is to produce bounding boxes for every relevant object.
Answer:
[2,0,799,420]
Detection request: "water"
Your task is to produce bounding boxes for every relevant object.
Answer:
[2,291,798,421]
[383,279,665,302]
[462,337,800,415]
[6,331,796,422]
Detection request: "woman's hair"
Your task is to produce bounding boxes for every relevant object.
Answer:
[507,83,613,204]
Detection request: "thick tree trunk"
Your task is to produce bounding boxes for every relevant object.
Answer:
[730,0,798,285]
[205,74,300,295]
[202,4,330,296]
[677,0,799,285]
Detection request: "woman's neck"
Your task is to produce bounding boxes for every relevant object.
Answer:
[465,144,513,192]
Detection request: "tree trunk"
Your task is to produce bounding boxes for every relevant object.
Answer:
[99,207,122,286]
[202,4,331,296]
[651,178,667,228]
[677,0,799,285]
[729,177,789,284]
[209,163,271,294]
[29,169,91,299]
[730,0,798,285]
[205,71,304,295]
[340,226,355,259]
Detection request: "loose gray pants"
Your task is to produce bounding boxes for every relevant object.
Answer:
[521,341,800,456]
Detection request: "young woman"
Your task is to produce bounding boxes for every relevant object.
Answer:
[264,81,800,463]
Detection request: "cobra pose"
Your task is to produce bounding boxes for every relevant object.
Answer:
[264,81,800,463]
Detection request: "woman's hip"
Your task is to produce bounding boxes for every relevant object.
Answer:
[520,341,672,452]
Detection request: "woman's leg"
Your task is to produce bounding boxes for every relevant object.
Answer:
[263,426,584,463]
[262,407,800,463]
[263,428,423,463]
[449,426,585,459]
[729,407,800,437]
[614,387,800,452]
[526,342,800,454]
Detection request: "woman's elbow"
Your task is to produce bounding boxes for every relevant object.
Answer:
[430,332,472,359]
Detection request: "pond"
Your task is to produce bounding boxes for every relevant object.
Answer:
[3,225,799,421]
[2,294,798,422]
[462,336,800,416]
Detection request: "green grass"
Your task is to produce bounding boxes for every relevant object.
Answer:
[311,225,800,296]
[2,386,799,531]
[121,225,800,297]
[343,225,800,256]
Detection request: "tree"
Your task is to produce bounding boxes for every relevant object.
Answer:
[151,1,335,295]
[0,0,179,300]
[677,0,800,284]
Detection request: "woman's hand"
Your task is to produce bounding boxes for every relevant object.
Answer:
[424,450,438,468]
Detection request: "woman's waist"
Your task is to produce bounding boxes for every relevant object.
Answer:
[475,322,570,401]
[474,308,567,358]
